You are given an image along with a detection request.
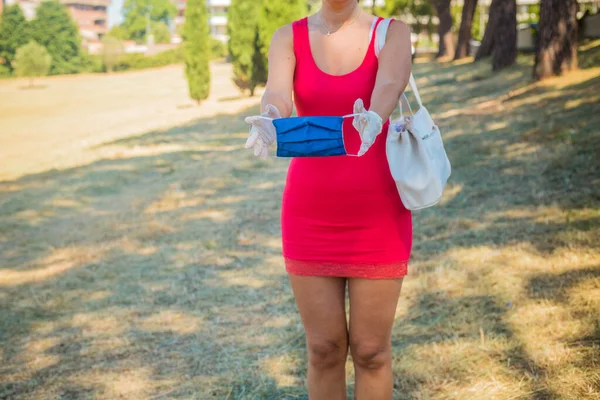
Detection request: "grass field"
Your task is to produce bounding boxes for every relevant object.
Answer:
[0,43,599,400]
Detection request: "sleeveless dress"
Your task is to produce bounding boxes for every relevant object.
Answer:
[281,17,412,279]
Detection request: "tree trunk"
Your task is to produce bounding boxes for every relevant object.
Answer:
[454,0,478,59]
[475,0,501,60]
[491,0,516,70]
[474,0,516,70]
[433,0,454,58]
[533,0,578,80]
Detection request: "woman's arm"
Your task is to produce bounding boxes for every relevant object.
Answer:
[369,20,412,122]
[261,24,296,118]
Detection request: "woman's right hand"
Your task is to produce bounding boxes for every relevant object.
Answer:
[244,104,281,159]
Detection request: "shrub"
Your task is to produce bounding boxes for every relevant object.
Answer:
[14,40,51,86]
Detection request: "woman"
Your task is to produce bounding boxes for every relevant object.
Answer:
[245,1,413,398]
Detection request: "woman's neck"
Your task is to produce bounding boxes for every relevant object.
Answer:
[320,0,360,26]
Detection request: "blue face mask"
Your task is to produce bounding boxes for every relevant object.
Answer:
[259,114,361,157]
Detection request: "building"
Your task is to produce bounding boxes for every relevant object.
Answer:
[7,0,109,43]
[207,0,229,42]
[63,0,110,42]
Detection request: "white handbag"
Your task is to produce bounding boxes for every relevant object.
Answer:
[375,18,452,211]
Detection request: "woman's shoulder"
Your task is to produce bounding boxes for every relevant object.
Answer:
[379,17,411,42]
[385,17,411,34]
[271,21,296,44]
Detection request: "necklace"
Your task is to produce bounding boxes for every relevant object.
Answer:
[318,6,361,36]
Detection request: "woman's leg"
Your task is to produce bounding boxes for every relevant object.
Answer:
[348,277,403,400]
[288,274,349,400]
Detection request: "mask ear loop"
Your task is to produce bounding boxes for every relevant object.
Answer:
[341,112,364,157]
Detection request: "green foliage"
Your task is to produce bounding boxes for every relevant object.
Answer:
[210,37,227,60]
[250,27,267,95]
[258,0,305,61]
[14,40,52,85]
[30,1,83,75]
[84,47,184,73]
[523,4,540,24]
[152,21,171,44]
[123,0,177,42]
[452,4,482,40]
[183,0,210,102]
[0,62,11,77]
[107,25,130,40]
[472,5,482,41]
[115,47,183,71]
[0,4,31,72]
[227,0,261,94]
[101,36,124,72]
[382,0,435,35]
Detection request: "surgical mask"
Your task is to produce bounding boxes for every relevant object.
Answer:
[257,114,362,157]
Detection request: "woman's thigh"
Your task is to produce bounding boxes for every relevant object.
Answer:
[288,274,349,358]
[348,278,403,362]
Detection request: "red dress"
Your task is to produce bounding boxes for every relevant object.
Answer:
[282,17,412,279]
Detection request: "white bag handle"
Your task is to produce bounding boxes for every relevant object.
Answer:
[375,18,423,112]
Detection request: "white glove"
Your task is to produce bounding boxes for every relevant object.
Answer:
[352,99,383,156]
[244,104,281,159]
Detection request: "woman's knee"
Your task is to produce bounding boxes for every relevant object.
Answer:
[350,340,391,370]
[307,337,348,370]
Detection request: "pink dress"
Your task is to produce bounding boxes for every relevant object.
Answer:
[282,17,412,279]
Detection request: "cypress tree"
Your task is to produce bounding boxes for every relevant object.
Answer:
[228,0,260,95]
[183,0,210,102]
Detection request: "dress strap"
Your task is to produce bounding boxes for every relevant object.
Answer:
[292,17,309,60]
[369,17,384,50]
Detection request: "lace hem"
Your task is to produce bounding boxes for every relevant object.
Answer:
[284,257,408,279]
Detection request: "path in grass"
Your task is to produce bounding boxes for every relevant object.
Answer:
[1,45,599,399]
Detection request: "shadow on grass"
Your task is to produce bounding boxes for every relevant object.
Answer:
[1,44,599,399]
[0,103,312,398]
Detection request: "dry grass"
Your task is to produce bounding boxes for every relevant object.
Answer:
[1,42,599,399]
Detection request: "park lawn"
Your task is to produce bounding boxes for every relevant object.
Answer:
[0,42,599,399]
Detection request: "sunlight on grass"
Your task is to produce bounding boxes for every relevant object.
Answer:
[0,246,103,286]
[138,310,204,334]
[1,43,598,399]
[219,271,268,288]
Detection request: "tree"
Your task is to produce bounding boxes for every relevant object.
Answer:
[152,21,171,44]
[183,0,210,102]
[250,27,267,95]
[475,0,516,71]
[14,40,52,87]
[431,0,454,59]
[454,0,478,59]
[0,4,31,72]
[533,0,578,81]
[383,0,435,49]
[122,0,176,42]
[101,36,124,72]
[227,0,261,95]
[30,1,83,75]
[257,0,305,71]
[107,25,129,41]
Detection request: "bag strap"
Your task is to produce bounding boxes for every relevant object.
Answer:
[375,17,423,111]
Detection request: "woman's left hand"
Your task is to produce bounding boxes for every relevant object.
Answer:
[352,99,383,156]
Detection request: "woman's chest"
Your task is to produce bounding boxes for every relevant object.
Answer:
[293,61,378,116]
